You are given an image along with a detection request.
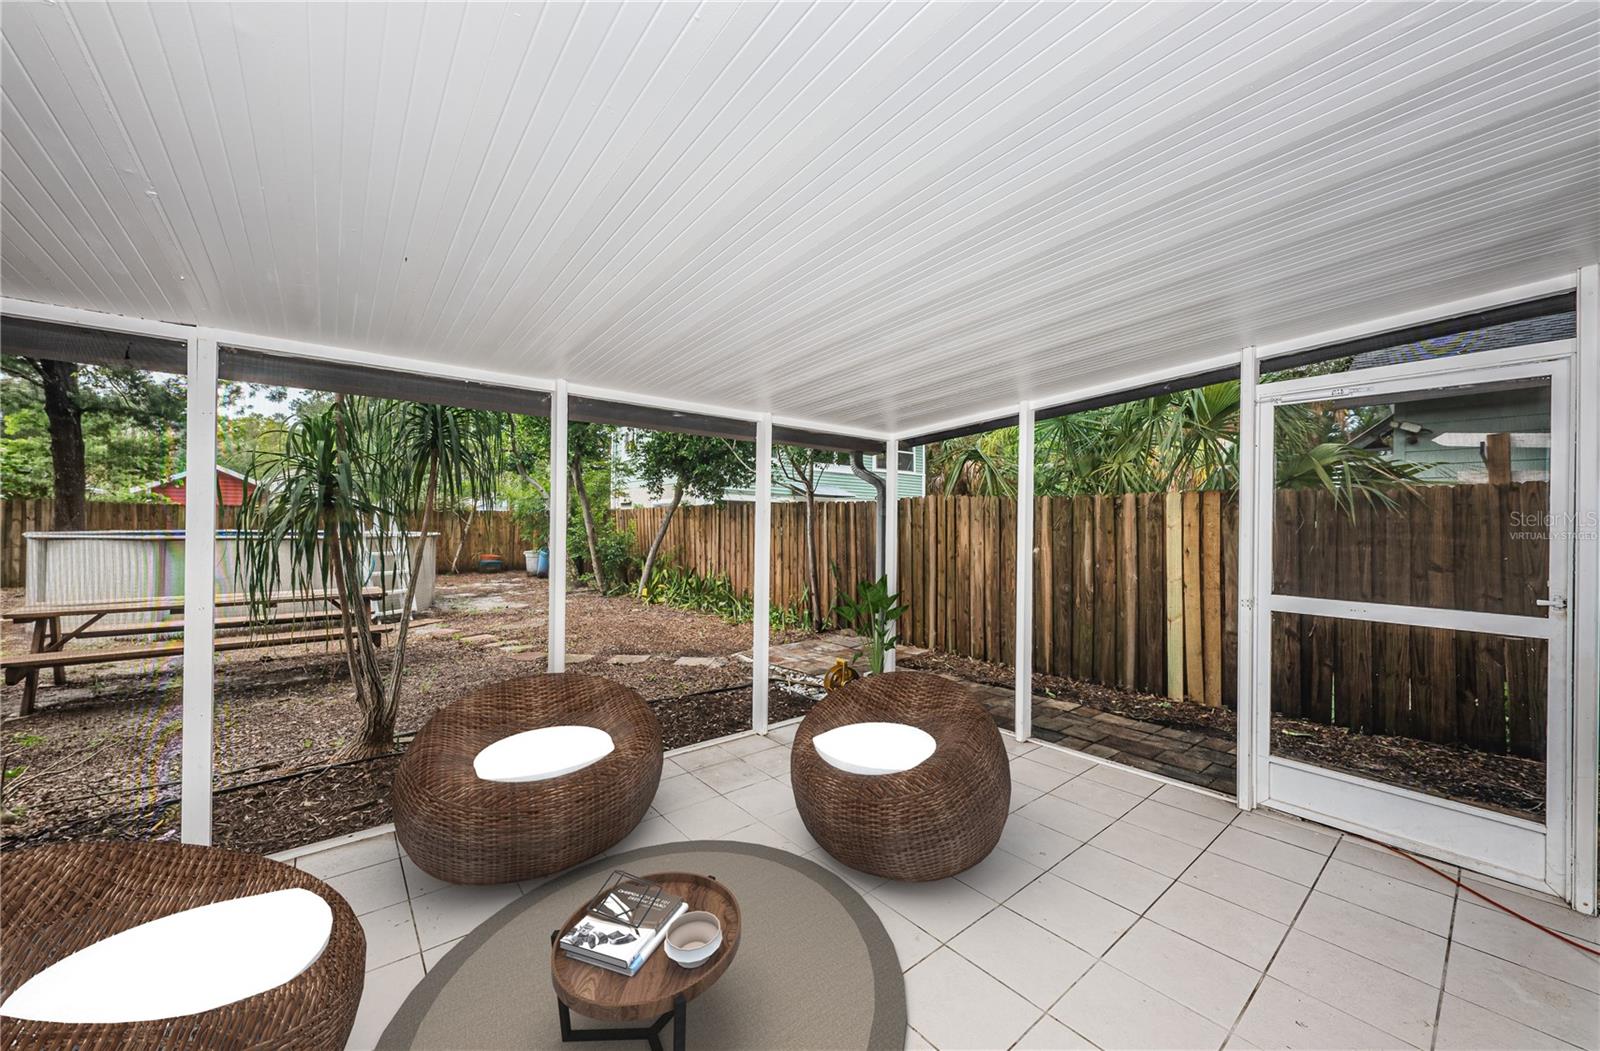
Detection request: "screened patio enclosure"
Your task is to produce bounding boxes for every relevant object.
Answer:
[2,0,1596,932]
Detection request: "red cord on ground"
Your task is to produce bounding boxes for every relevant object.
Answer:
[1354,833,1600,958]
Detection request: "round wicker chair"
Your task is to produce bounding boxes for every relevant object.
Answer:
[0,840,364,1051]
[791,671,1010,881]
[393,673,662,885]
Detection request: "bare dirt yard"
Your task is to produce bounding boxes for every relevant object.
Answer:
[1,574,816,855]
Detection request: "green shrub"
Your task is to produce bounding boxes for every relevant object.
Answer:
[641,562,808,629]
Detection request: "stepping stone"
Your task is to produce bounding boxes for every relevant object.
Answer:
[608,654,651,665]
[406,623,448,636]
[566,654,595,664]
[499,643,533,653]
[460,634,500,644]
[673,656,722,668]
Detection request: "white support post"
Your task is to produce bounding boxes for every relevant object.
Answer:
[548,380,568,672]
[1571,264,1599,915]
[1014,406,1034,742]
[752,415,772,732]
[1235,344,1260,811]
[884,438,900,673]
[181,336,218,845]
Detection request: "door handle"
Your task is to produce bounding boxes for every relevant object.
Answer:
[1535,597,1568,611]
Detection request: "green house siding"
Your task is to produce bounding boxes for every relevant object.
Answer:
[724,447,926,502]
[610,436,924,506]
[1388,387,1550,482]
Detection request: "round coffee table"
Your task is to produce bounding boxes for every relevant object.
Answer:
[550,872,741,1051]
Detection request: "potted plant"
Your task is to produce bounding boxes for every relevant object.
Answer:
[508,482,549,577]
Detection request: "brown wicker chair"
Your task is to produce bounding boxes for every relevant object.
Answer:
[393,673,662,885]
[792,671,1010,881]
[0,840,364,1051]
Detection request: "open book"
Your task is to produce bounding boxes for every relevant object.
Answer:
[559,874,688,976]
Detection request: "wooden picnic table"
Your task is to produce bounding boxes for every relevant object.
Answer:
[2,587,386,716]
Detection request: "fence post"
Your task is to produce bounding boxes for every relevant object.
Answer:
[548,380,568,672]
[1014,406,1034,742]
[752,415,772,733]
[181,335,218,846]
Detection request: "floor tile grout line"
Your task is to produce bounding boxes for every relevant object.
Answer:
[394,843,427,971]
[1438,931,1600,1042]
[1429,878,1461,1051]
[1219,833,1343,1050]
[1034,801,1248,1037]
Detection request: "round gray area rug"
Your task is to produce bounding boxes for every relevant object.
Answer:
[377,841,906,1051]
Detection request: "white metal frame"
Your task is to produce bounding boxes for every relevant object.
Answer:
[1014,403,1035,741]
[7,270,1595,911]
[549,380,569,671]
[180,336,218,845]
[1570,264,1599,914]
[1235,342,1260,811]
[752,415,772,732]
[1250,332,1579,897]
[884,437,900,673]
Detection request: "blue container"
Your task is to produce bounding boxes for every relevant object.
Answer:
[528,548,550,578]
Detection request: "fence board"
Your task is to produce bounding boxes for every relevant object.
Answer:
[1164,492,1185,700]
[1201,491,1223,708]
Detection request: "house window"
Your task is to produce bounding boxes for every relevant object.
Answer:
[873,450,915,472]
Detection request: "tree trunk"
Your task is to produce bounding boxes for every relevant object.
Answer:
[802,489,822,630]
[638,483,683,598]
[330,394,392,759]
[571,458,605,592]
[848,451,887,579]
[36,360,86,530]
[449,505,476,573]
[384,458,437,714]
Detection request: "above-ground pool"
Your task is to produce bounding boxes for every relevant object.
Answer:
[23,530,437,629]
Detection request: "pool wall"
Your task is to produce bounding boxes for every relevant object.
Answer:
[23,531,437,629]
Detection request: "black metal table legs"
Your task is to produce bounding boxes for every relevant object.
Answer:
[557,995,687,1051]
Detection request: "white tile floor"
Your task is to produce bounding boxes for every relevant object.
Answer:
[273,728,1600,1051]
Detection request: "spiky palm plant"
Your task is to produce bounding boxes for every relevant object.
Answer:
[929,380,1431,508]
[237,396,500,758]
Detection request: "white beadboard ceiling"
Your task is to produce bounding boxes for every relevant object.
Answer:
[2,1,1597,435]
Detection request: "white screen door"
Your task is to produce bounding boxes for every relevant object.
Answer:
[1249,343,1575,898]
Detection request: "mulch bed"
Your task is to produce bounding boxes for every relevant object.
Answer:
[899,650,1545,818]
[0,574,819,856]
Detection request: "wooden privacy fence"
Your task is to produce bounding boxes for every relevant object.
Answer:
[897,492,1237,708]
[1269,482,1549,757]
[7,487,1550,755]
[1,498,527,586]
[620,485,1550,756]
[616,501,878,614]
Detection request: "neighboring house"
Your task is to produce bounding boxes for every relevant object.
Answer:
[610,433,925,508]
[1348,313,1571,484]
[145,466,258,506]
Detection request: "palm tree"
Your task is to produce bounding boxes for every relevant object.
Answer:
[928,381,1430,507]
[237,396,500,758]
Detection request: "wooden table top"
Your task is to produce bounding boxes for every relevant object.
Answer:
[2,586,383,622]
[551,872,741,1023]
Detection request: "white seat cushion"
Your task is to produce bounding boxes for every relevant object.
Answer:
[0,888,332,1023]
[473,724,615,783]
[812,721,937,775]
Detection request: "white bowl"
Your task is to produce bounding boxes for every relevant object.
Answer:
[664,911,722,969]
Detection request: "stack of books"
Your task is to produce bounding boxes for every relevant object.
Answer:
[558,872,687,977]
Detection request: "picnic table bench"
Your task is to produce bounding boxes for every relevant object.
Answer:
[2,587,388,715]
